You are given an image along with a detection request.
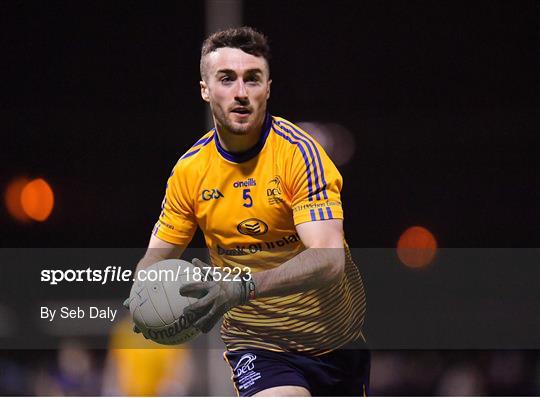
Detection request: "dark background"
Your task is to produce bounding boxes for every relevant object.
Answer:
[0,1,538,395]
[2,1,537,248]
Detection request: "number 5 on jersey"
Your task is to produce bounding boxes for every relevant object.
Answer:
[242,188,253,208]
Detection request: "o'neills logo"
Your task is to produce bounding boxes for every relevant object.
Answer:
[233,178,256,188]
[147,311,196,340]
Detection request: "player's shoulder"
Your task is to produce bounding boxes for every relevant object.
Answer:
[271,116,322,148]
[270,115,327,159]
[271,116,305,135]
[173,129,215,172]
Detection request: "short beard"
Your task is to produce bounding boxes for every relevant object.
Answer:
[226,122,251,135]
[214,108,252,136]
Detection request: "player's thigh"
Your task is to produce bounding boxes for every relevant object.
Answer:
[253,385,311,397]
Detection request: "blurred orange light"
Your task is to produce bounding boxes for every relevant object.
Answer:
[20,178,55,222]
[397,226,437,268]
[4,177,30,222]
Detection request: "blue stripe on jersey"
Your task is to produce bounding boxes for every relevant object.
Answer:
[310,209,316,221]
[318,207,325,220]
[280,121,328,200]
[326,207,333,219]
[285,121,328,200]
[180,132,214,160]
[181,149,201,160]
[273,122,322,201]
[193,135,213,147]
[275,121,322,200]
[280,120,329,200]
[273,126,315,201]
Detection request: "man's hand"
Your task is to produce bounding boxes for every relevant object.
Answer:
[179,258,256,333]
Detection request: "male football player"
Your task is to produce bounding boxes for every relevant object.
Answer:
[134,27,369,396]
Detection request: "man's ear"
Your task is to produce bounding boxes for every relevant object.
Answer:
[266,79,272,100]
[200,80,210,102]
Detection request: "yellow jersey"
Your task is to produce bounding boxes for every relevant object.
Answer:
[153,114,366,355]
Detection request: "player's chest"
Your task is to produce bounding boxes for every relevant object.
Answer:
[193,165,292,237]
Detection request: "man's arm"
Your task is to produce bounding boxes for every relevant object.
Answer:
[135,234,185,272]
[252,219,345,297]
[180,219,346,333]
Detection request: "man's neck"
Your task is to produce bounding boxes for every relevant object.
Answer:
[215,120,265,154]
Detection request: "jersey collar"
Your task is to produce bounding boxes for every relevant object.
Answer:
[214,113,272,163]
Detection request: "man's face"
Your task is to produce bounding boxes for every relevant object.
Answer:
[200,47,271,136]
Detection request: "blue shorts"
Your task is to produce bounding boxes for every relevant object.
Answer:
[223,346,370,396]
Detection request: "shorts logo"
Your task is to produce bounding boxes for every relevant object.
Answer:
[237,218,268,236]
[201,189,224,201]
[233,353,257,377]
[233,353,261,391]
[267,176,284,205]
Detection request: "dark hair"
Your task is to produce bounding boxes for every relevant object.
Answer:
[200,26,271,80]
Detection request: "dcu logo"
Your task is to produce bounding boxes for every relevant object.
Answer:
[201,189,224,201]
[233,353,257,377]
[267,176,283,205]
[233,353,261,391]
[237,218,268,236]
